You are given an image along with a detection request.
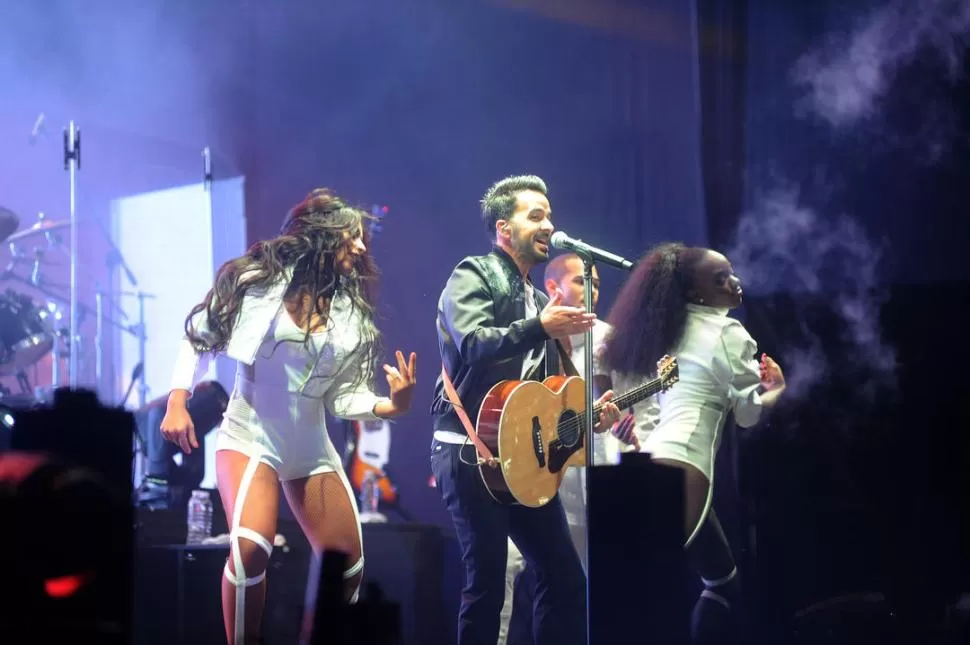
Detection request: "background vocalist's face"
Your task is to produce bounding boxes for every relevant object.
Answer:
[545,255,600,310]
[498,189,554,264]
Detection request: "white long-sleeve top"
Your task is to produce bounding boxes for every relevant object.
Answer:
[612,303,763,482]
[170,271,380,421]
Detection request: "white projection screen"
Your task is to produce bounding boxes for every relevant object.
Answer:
[111,177,245,487]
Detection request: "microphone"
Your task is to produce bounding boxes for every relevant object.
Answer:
[550,231,635,271]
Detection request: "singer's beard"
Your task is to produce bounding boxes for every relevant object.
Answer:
[511,235,550,265]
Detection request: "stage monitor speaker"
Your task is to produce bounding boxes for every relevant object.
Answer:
[135,543,307,645]
[358,523,449,645]
[588,453,691,644]
[135,523,452,645]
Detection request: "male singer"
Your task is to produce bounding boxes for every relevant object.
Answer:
[429,175,622,645]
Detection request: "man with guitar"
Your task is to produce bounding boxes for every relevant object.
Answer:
[429,175,622,645]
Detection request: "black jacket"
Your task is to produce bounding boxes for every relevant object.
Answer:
[430,247,562,435]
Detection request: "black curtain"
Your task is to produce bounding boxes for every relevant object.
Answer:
[697,0,749,251]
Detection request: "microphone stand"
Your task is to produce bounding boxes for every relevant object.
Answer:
[63,120,81,389]
[136,291,149,408]
[579,252,596,645]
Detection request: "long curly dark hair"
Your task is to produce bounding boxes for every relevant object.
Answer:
[603,242,707,376]
[185,188,381,383]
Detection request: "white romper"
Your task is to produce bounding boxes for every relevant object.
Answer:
[613,303,764,544]
[217,292,381,482]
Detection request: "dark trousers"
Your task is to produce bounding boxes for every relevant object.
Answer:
[431,440,587,645]
[139,404,172,477]
[507,561,538,645]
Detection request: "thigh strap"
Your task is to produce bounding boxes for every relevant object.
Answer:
[702,566,737,588]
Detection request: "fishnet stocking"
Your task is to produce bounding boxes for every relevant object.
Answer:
[283,470,363,600]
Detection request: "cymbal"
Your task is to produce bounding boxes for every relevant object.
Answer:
[0,207,21,243]
[6,217,70,245]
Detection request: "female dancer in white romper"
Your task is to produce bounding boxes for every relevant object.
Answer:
[160,189,418,645]
[603,242,787,645]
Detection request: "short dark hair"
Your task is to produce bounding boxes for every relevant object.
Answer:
[480,175,548,235]
[543,253,582,287]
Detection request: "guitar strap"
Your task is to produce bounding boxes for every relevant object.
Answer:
[556,338,581,377]
[439,339,580,469]
[439,365,499,468]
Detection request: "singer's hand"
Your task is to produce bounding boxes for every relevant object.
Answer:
[539,290,596,339]
[593,391,621,432]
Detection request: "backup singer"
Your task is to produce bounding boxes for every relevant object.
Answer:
[160,189,418,645]
[430,175,621,645]
[603,242,786,644]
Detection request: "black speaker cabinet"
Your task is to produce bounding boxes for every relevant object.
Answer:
[587,453,691,645]
[134,543,307,645]
[135,523,453,645]
[358,523,449,645]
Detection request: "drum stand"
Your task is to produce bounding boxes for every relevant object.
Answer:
[92,286,152,490]
[94,288,152,408]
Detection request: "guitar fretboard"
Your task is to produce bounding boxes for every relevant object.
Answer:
[560,375,668,434]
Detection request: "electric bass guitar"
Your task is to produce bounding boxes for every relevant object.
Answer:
[475,355,679,506]
[344,418,399,506]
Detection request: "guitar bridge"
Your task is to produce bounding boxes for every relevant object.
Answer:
[546,422,582,475]
[531,416,546,468]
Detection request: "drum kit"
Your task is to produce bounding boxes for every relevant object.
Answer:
[0,204,149,406]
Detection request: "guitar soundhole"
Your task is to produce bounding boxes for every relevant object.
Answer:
[558,410,580,448]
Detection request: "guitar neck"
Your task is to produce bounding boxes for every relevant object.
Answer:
[580,376,664,427]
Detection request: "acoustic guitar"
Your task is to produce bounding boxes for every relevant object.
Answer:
[475,355,679,506]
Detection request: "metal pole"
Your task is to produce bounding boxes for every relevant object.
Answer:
[64,121,81,389]
[202,145,212,192]
[51,315,60,392]
[95,288,104,399]
[581,256,595,645]
[137,291,148,407]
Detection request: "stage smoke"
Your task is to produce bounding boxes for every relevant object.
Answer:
[792,0,970,159]
[793,0,970,127]
[726,185,897,401]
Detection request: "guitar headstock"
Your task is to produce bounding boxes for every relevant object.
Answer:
[656,355,679,392]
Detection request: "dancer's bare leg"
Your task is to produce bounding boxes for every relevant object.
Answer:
[283,470,364,643]
[217,449,280,645]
